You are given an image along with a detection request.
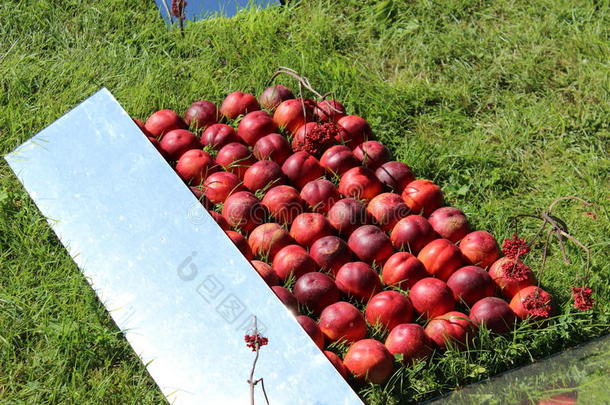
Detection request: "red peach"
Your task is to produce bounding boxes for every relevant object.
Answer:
[175,149,216,185]
[428,207,470,243]
[381,252,428,289]
[222,191,266,233]
[409,277,455,319]
[272,244,317,281]
[336,115,372,148]
[190,186,212,208]
[390,215,438,254]
[300,179,340,213]
[309,236,353,275]
[215,142,256,179]
[147,136,169,160]
[225,230,253,260]
[446,265,495,306]
[144,109,186,137]
[324,351,349,379]
[343,339,394,384]
[289,213,334,248]
[538,393,577,405]
[335,262,382,302]
[353,141,391,170]
[488,257,537,298]
[271,286,298,313]
[293,272,340,315]
[424,311,474,350]
[348,225,394,264]
[247,222,293,259]
[401,179,444,217]
[417,239,465,281]
[209,210,229,230]
[252,133,292,164]
[261,185,305,225]
[469,297,516,333]
[509,286,553,321]
[259,85,294,112]
[315,99,346,122]
[203,171,243,204]
[338,167,383,200]
[243,160,285,192]
[133,117,152,136]
[237,110,278,146]
[327,198,371,237]
[296,315,325,350]
[459,231,501,268]
[365,290,413,331]
[160,129,199,161]
[200,123,239,149]
[281,151,324,189]
[250,260,280,286]
[219,91,260,119]
[318,301,367,343]
[273,98,313,134]
[320,145,360,176]
[375,161,415,193]
[367,192,410,231]
[385,323,434,363]
[184,100,218,130]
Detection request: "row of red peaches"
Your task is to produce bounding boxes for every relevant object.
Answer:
[132,85,552,385]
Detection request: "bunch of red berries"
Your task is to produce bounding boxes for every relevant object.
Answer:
[522,288,552,318]
[502,234,530,260]
[572,287,594,311]
[244,334,269,351]
[294,122,343,156]
[500,259,532,281]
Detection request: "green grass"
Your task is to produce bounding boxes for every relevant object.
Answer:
[1,0,609,403]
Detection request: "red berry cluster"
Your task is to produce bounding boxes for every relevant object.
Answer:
[571,286,594,311]
[294,123,343,156]
[244,334,269,351]
[501,234,530,260]
[500,259,532,282]
[522,288,552,318]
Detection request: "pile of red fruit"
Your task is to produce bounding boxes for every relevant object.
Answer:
[134,84,554,385]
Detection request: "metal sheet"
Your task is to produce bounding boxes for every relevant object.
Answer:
[5,88,363,405]
[154,0,280,25]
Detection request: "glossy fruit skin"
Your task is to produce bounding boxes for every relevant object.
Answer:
[203,171,243,204]
[261,185,305,225]
[215,142,256,179]
[324,351,349,379]
[272,244,317,281]
[343,339,394,384]
[296,315,325,350]
[348,225,394,264]
[381,252,428,289]
[133,117,153,136]
[488,257,537,298]
[469,297,516,333]
[365,291,413,331]
[338,167,383,200]
[175,149,216,185]
[184,100,218,130]
[367,192,410,231]
[327,198,371,237]
[247,222,293,259]
[293,272,340,315]
[289,213,334,248]
[336,115,372,148]
[509,286,553,320]
[281,151,324,189]
[225,230,253,260]
[315,99,346,122]
[309,236,353,275]
[237,111,278,146]
[251,260,280,286]
[160,129,199,161]
[220,91,260,119]
[252,133,292,164]
[417,238,465,281]
[259,85,294,112]
[409,277,455,319]
[145,109,187,137]
[385,323,434,363]
[375,161,415,193]
[243,160,285,192]
[353,141,391,170]
[424,311,474,350]
[222,191,266,234]
[320,145,360,176]
[147,136,169,159]
[273,98,313,134]
[200,124,240,149]
[428,207,470,243]
[209,210,229,230]
[191,186,212,207]
[401,179,444,217]
[318,301,367,343]
[459,231,501,268]
[300,179,340,213]
[390,215,438,254]
[446,265,495,306]
[271,286,298,313]
[335,262,382,302]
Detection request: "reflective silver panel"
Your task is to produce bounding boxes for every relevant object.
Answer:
[154,0,280,25]
[5,88,363,405]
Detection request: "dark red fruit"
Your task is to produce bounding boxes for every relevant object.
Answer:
[175,149,216,185]
[300,179,340,213]
[252,133,292,164]
[271,286,298,313]
[281,151,324,189]
[220,91,260,119]
[289,213,334,248]
[385,323,433,363]
[390,215,438,254]
[272,244,317,281]
[293,272,340,315]
[251,260,280,286]
[381,252,428,289]
[309,236,353,275]
[315,99,346,122]
[160,129,199,161]
[409,277,455,319]
[424,311,474,350]
[335,262,382,302]
[338,167,383,200]
[417,238,465,281]
[203,171,242,204]
[353,141,391,170]
[319,302,367,343]
[261,185,305,225]
[225,230,253,260]
[209,210,229,230]
[247,222,293,259]
[365,290,413,331]
[319,145,360,176]
[326,198,371,236]
[184,100,218,130]
[145,109,186,137]
[243,160,284,192]
[428,207,470,243]
[336,115,372,148]
[402,179,444,217]
[237,111,278,146]
[367,192,410,231]
[273,98,313,134]
[259,85,294,112]
[375,161,415,193]
[469,297,516,333]
[459,231,501,268]
[446,265,495,306]
[222,191,266,233]
[343,339,394,384]
[296,315,324,350]
[215,142,256,179]
[324,351,349,378]
[348,225,393,265]
[200,124,240,149]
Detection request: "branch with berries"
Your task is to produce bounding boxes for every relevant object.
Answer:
[245,316,270,405]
